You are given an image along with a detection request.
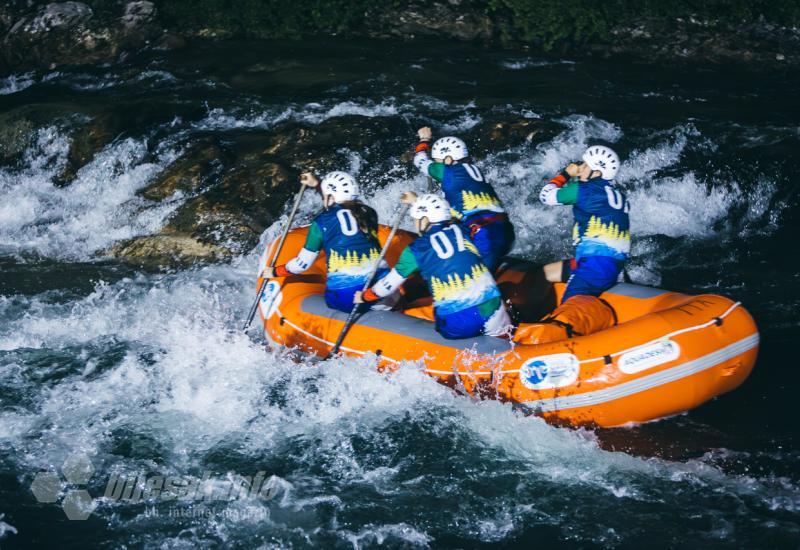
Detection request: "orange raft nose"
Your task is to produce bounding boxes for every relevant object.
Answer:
[255,225,759,428]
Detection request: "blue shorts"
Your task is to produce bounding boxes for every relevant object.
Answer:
[325,269,389,312]
[467,215,515,272]
[435,302,497,340]
[562,256,624,303]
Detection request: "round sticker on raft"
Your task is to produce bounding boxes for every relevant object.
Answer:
[618,339,681,374]
[519,353,580,391]
[259,280,282,319]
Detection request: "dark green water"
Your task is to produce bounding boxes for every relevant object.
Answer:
[0,39,799,548]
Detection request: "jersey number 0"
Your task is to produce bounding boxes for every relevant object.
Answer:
[430,225,468,259]
[336,209,359,236]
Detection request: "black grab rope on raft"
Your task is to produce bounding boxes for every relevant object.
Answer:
[597,297,619,326]
[537,318,581,338]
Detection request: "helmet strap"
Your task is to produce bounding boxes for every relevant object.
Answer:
[418,217,431,234]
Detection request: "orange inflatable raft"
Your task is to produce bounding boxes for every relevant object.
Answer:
[256,225,759,427]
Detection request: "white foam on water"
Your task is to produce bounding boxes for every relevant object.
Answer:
[0,128,180,260]
[0,72,36,95]
[473,117,778,262]
[500,58,576,70]
[343,523,433,547]
[1,249,797,545]
[0,514,17,539]
[0,88,792,545]
[196,96,478,132]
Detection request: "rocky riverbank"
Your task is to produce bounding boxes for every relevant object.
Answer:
[0,1,182,75]
[2,0,799,77]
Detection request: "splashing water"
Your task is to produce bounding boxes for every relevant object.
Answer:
[0,129,180,260]
[0,39,798,547]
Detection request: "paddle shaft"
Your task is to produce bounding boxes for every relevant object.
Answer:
[242,184,307,332]
[326,203,411,358]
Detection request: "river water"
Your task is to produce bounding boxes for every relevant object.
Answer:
[0,39,799,548]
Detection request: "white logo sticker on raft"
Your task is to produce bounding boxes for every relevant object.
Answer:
[519,353,580,390]
[259,280,282,319]
[618,340,681,374]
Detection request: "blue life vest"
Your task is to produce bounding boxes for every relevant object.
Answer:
[572,178,631,261]
[313,204,383,291]
[408,222,501,317]
[441,163,505,222]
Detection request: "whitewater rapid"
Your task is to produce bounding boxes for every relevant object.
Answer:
[0,53,797,547]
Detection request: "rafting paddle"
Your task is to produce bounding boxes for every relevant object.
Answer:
[242,181,308,332]
[325,199,411,359]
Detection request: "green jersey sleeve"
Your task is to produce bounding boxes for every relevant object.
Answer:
[394,246,420,278]
[556,181,580,205]
[303,221,324,252]
[427,162,445,183]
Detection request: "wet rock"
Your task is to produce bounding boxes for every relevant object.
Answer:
[114,132,298,265]
[1,1,171,75]
[55,101,208,186]
[0,4,19,36]
[262,115,410,171]
[25,2,93,34]
[0,113,35,164]
[106,231,232,269]
[55,117,115,186]
[0,103,79,164]
[138,139,228,201]
[367,2,494,41]
[466,117,562,156]
[121,1,156,30]
[163,157,296,254]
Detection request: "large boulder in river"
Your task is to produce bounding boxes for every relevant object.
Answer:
[138,139,229,201]
[466,117,562,155]
[106,231,232,269]
[106,114,564,268]
[55,100,208,186]
[102,112,564,268]
[0,1,173,75]
[111,134,297,267]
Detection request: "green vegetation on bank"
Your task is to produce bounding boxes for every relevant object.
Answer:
[490,0,800,48]
[155,0,380,39]
[149,0,800,48]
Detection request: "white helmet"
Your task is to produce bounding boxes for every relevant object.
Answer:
[320,171,359,203]
[432,136,468,161]
[582,145,620,180]
[410,194,452,224]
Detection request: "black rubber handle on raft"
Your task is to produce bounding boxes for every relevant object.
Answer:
[243,183,307,332]
[325,202,411,359]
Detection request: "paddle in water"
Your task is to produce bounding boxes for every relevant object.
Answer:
[242,177,309,332]
[325,196,412,359]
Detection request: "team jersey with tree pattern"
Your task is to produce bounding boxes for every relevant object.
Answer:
[427,163,505,221]
[304,204,384,290]
[393,222,501,316]
[556,177,631,261]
